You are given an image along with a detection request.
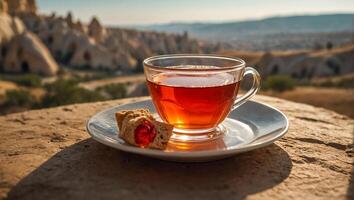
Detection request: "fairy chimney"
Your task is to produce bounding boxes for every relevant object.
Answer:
[66,11,74,28]
[26,0,36,13]
[72,20,86,33]
[6,0,37,15]
[0,0,8,13]
[88,16,107,43]
[0,11,25,44]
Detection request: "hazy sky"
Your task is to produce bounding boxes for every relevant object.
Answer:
[37,0,354,25]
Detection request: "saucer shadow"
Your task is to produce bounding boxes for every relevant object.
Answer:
[8,139,292,200]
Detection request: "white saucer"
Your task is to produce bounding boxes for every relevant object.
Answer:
[86,99,288,162]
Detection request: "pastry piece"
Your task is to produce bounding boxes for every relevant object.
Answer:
[115,109,173,149]
[148,120,174,149]
[115,109,153,135]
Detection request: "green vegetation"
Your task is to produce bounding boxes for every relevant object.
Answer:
[39,79,106,108]
[0,73,131,115]
[70,72,115,83]
[263,75,296,92]
[97,83,127,99]
[0,74,42,87]
[4,89,34,107]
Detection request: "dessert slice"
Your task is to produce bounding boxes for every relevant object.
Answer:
[115,109,173,150]
[115,109,153,137]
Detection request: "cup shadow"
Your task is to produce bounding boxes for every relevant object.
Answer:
[7,139,292,200]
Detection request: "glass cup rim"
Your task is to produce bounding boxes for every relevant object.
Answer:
[143,54,246,72]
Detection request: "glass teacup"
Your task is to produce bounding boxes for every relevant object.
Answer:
[144,54,260,142]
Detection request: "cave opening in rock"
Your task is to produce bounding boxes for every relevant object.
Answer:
[55,50,62,60]
[307,68,315,79]
[83,51,91,62]
[291,72,298,79]
[300,68,307,78]
[21,61,30,73]
[63,43,76,64]
[68,43,77,54]
[1,46,7,57]
[48,35,54,45]
[112,58,118,66]
[271,64,279,75]
[326,60,340,75]
[17,48,23,57]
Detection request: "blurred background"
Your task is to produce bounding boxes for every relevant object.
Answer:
[0,0,353,117]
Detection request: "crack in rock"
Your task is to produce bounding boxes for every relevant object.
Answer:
[299,155,350,175]
[294,116,335,125]
[6,118,26,125]
[62,108,73,112]
[50,133,66,143]
[293,137,350,151]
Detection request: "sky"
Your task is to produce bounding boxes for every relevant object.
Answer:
[37,0,354,26]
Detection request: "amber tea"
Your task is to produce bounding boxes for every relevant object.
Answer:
[144,55,260,142]
[147,71,240,130]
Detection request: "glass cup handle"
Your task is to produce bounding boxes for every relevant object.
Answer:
[232,67,261,110]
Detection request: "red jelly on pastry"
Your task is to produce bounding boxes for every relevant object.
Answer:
[134,120,157,147]
[115,109,174,150]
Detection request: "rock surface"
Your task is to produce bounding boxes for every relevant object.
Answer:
[0,0,221,74]
[0,0,59,76]
[87,16,107,43]
[3,31,58,76]
[14,7,218,72]
[223,44,354,79]
[6,0,37,16]
[0,12,25,43]
[0,95,353,200]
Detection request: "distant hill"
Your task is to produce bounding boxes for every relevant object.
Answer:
[220,43,354,78]
[136,14,354,41]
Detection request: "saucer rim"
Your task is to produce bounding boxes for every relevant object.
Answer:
[86,99,289,159]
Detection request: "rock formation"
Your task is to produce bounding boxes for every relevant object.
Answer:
[69,40,114,70]
[0,12,25,43]
[257,51,308,78]
[72,20,86,33]
[65,12,74,28]
[0,0,58,76]
[5,0,37,16]
[0,0,7,13]
[1,0,352,77]
[10,1,221,72]
[88,16,107,43]
[256,44,354,79]
[3,31,58,76]
[0,9,25,70]
[0,0,225,74]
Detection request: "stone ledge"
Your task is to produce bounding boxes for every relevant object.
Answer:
[0,95,353,200]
